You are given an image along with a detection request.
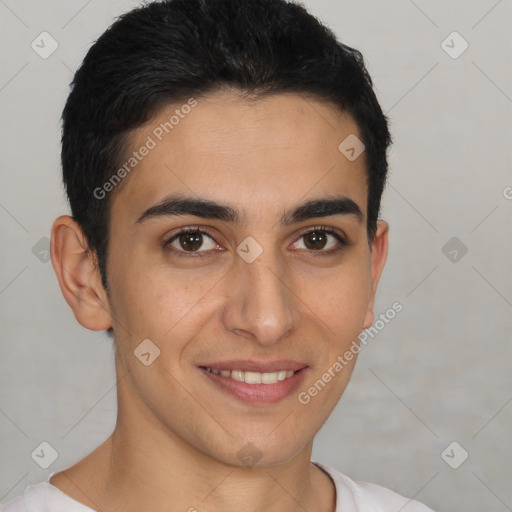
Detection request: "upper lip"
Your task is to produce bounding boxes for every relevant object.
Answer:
[199,360,308,373]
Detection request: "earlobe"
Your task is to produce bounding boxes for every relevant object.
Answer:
[50,215,112,331]
[362,220,389,330]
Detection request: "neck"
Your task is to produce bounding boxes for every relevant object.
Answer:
[97,427,331,512]
[49,365,336,512]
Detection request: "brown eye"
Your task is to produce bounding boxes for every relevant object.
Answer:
[178,231,203,251]
[293,227,346,254]
[303,231,328,250]
[165,228,218,255]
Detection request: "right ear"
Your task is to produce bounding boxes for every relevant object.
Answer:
[50,215,112,331]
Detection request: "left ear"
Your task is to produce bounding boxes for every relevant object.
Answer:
[362,220,389,329]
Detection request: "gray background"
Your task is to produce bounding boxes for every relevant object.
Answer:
[1,0,511,510]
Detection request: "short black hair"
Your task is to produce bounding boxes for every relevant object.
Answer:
[61,0,392,294]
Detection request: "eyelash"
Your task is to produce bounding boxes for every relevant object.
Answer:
[163,225,348,258]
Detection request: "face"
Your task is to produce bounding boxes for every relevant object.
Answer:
[88,90,387,467]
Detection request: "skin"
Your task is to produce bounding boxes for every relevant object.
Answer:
[49,89,388,512]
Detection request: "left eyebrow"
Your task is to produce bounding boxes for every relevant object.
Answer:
[282,197,363,224]
[135,194,363,226]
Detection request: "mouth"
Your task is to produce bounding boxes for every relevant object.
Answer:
[203,367,297,384]
[198,361,309,404]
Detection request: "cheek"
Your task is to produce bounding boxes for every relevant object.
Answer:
[302,259,372,335]
[110,259,220,343]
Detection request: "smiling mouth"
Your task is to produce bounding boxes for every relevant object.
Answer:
[198,364,309,404]
[202,367,297,384]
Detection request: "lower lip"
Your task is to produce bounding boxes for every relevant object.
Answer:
[199,367,309,404]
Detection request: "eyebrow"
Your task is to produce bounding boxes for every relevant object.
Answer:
[135,195,363,226]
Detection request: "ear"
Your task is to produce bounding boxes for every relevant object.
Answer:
[50,215,112,331]
[362,220,389,329]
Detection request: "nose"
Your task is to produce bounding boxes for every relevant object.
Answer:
[220,246,299,346]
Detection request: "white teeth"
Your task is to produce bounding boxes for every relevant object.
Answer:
[261,372,278,384]
[244,371,262,384]
[231,370,244,382]
[206,367,297,384]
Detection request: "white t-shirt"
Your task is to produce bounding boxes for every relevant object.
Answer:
[1,461,435,512]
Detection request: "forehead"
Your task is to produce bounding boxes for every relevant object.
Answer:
[110,90,368,224]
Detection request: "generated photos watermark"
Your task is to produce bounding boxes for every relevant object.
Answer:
[297,301,403,405]
[93,98,198,200]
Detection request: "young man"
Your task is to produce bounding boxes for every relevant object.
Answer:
[2,0,434,510]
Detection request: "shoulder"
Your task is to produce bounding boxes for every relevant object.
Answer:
[0,482,49,512]
[314,462,436,512]
[1,480,93,512]
[1,493,25,512]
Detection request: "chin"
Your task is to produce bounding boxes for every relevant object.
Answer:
[211,433,309,469]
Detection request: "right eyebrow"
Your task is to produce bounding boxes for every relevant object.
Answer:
[135,195,242,225]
